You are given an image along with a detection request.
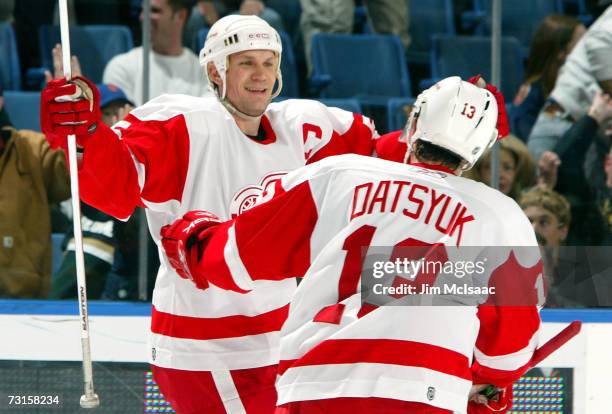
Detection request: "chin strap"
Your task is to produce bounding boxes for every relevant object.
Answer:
[220,98,263,123]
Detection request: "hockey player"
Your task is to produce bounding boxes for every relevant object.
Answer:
[39,15,378,414]
[161,76,543,414]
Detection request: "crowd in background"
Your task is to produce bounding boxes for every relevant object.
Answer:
[0,0,611,307]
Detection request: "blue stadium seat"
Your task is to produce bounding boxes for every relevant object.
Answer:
[317,99,362,114]
[194,27,209,54]
[427,34,525,99]
[408,0,455,65]
[265,0,303,40]
[562,0,594,25]
[469,0,563,50]
[3,91,41,131]
[0,22,21,90]
[387,97,415,132]
[310,33,412,107]
[196,29,298,97]
[39,25,134,84]
[278,30,299,97]
[51,233,65,276]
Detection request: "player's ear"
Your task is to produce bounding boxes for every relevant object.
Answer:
[207,63,222,88]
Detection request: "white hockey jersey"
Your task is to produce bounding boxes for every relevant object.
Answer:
[190,155,543,413]
[75,95,378,371]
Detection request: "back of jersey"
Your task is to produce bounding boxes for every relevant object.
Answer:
[275,154,541,413]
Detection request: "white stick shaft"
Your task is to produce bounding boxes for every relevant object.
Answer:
[67,135,89,338]
[58,0,99,407]
[59,0,71,80]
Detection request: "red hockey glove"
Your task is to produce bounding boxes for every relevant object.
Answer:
[160,211,222,290]
[468,385,513,414]
[467,74,510,140]
[40,76,101,149]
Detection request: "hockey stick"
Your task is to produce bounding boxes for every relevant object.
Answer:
[480,320,582,399]
[530,320,582,367]
[58,0,100,408]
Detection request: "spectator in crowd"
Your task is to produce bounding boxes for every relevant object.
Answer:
[49,84,134,300]
[103,0,209,105]
[528,6,612,244]
[465,134,536,202]
[521,187,570,248]
[299,0,410,72]
[0,84,70,298]
[535,90,612,245]
[520,187,608,307]
[528,5,612,163]
[513,15,585,140]
[599,145,612,232]
[185,0,285,48]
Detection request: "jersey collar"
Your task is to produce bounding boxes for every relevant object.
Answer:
[409,161,458,175]
[247,115,276,145]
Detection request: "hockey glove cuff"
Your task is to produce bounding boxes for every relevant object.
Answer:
[40,76,101,149]
[160,211,222,290]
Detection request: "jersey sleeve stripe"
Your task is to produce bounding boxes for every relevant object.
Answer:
[151,304,290,340]
[474,333,538,371]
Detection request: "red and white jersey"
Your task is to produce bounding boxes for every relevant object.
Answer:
[75,95,378,371]
[192,155,542,413]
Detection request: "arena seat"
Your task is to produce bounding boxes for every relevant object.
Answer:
[3,91,41,131]
[310,33,412,108]
[0,22,21,91]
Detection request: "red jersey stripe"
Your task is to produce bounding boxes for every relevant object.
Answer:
[151,304,290,340]
[278,338,471,380]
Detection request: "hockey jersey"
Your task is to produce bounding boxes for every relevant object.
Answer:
[189,155,543,413]
[74,95,378,370]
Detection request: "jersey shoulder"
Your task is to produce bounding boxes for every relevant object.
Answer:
[129,94,222,122]
[280,154,406,189]
[449,176,537,246]
[267,99,355,128]
[290,156,537,246]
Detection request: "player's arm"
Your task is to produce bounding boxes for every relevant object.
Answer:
[374,130,407,162]
[467,273,541,413]
[161,175,321,292]
[40,77,190,220]
[468,211,543,413]
[296,101,379,164]
[472,304,541,387]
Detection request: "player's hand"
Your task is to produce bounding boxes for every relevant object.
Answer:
[160,211,222,290]
[467,74,509,140]
[467,384,513,413]
[40,75,100,149]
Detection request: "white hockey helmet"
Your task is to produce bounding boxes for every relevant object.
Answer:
[199,15,283,101]
[403,76,499,170]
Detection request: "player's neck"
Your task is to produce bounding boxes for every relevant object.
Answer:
[408,154,460,175]
[233,114,262,136]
